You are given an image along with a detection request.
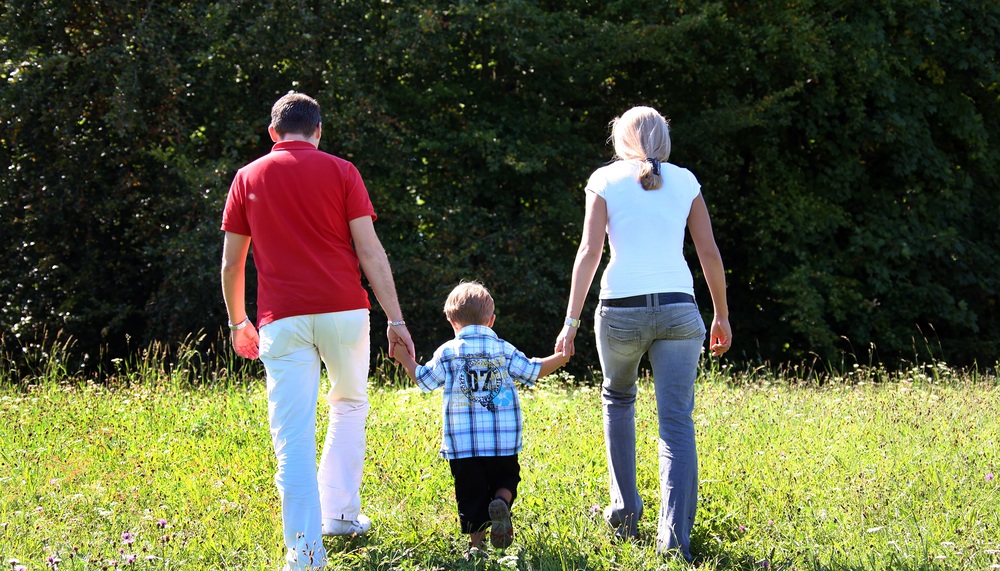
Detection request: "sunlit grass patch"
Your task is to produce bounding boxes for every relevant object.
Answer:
[1,363,998,570]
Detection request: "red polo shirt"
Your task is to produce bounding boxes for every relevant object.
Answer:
[222,140,375,327]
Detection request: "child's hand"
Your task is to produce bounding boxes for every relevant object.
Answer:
[390,342,404,362]
[389,339,418,381]
[391,341,413,365]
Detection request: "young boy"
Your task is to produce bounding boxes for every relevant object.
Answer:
[391,281,570,551]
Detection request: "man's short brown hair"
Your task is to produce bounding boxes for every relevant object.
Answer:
[270,92,321,137]
[444,281,495,327]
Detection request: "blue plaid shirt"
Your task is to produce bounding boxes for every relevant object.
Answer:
[415,325,542,460]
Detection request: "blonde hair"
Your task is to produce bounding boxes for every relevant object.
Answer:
[444,281,495,327]
[611,106,671,191]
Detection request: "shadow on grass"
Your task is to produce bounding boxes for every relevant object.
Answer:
[321,532,962,571]
[322,533,596,570]
[693,532,956,571]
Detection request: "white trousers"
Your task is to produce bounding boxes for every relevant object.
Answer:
[259,309,371,571]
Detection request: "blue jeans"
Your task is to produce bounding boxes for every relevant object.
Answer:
[595,298,705,561]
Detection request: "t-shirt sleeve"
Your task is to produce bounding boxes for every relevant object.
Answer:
[344,163,377,222]
[221,170,251,235]
[683,168,702,202]
[585,168,608,199]
[506,344,542,387]
[414,366,440,392]
[414,347,448,392]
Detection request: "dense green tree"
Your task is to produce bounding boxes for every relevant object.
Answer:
[2,0,997,381]
[673,1,1000,364]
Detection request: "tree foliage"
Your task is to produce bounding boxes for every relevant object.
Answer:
[2,0,997,379]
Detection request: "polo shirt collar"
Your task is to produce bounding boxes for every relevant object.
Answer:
[272,140,317,152]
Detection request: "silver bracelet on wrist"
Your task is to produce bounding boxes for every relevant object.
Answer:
[229,317,251,331]
[388,319,406,327]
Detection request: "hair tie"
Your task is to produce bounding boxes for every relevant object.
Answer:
[646,157,661,176]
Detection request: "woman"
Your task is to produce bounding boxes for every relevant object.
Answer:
[555,106,731,561]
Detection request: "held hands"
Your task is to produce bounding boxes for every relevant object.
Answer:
[388,325,418,381]
[387,323,415,361]
[231,324,260,360]
[709,316,732,357]
[390,337,412,364]
[555,325,578,357]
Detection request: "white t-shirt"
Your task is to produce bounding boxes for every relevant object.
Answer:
[586,159,701,299]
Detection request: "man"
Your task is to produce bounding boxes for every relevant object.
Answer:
[220,92,414,571]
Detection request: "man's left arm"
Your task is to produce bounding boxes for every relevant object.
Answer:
[348,216,414,359]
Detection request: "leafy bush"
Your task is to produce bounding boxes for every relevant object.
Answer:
[2,0,997,381]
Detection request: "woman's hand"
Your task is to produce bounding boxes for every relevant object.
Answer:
[555,324,578,357]
[708,316,732,357]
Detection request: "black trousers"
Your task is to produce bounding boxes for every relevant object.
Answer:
[448,454,521,533]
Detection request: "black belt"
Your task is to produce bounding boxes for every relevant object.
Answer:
[600,292,696,308]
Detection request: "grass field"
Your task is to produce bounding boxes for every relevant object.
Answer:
[1,361,998,570]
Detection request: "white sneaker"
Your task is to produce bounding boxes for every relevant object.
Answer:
[321,514,371,537]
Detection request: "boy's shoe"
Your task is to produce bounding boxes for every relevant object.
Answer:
[322,514,371,537]
[488,498,514,548]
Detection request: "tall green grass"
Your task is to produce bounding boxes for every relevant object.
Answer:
[1,359,997,570]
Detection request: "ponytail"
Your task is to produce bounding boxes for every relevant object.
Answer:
[611,106,671,191]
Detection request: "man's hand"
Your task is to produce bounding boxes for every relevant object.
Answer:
[388,324,418,381]
[387,323,414,360]
[232,324,260,360]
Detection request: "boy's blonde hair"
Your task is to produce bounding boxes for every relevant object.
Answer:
[611,106,671,191]
[444,281,495,327]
